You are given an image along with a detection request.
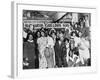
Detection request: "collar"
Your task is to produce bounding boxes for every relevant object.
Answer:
[28,40,33,42]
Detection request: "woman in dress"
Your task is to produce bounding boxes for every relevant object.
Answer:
[44,32,56,68]
[78,36,90,66]
[23,34,36,69]
[37,31,47,69]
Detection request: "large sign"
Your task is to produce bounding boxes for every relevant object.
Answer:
[24,23,70,28]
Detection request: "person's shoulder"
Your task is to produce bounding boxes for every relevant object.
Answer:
[37,37,41,40]
[37,37,41,43]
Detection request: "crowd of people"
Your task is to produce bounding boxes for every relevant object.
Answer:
[23,20,91,69]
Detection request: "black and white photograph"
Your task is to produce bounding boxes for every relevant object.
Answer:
[23,10,91,69]
[11,2,97,78]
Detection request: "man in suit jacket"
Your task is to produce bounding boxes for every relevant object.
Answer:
[54,33,67,67]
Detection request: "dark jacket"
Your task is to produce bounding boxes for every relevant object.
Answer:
[54,40,66,58]
[23,41,36,61]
